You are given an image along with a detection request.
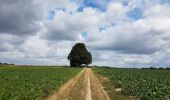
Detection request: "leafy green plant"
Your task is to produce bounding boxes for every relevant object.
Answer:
[93,68,170,99]
[0,66,82,100]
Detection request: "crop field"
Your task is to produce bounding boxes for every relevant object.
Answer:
[93,68,170,99]
[0,66,82,100]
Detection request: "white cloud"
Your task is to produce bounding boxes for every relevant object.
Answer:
[105,2,129,22]
[1,0,170,67]
[43,7,101,41]
[20,36,50,58]
[144,5,170,18]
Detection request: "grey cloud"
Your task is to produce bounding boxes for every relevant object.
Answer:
[44,23,80,41]
[0,43,11,52]
[0,0,43,35]
[0,34,25,52]
[88,33,159,55]
[92,43,159,55]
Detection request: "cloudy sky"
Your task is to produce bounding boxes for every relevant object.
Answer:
[0,0,170,67]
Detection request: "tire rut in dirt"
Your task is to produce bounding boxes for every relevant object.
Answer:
[89,68,110,100]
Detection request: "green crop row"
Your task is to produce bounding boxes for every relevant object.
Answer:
[93,68,170,100]
[0,66,82,100]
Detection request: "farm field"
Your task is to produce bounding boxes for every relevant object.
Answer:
[1,0,170,99]
[93,67,170,100]
[1,66,169,100]
[0,66,82,100]
[0,66,113,100]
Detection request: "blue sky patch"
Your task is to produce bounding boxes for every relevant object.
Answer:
[127,8,144,20]
[47,10,55,20]
[83,0,98,8]
[75,0,109,12]
[81,32,88,39]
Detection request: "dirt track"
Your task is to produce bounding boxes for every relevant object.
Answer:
[47,68,110,100]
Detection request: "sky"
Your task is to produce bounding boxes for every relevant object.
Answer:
[0,0,170,67]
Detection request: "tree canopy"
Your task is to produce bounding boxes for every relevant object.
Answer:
[67,43,92,67]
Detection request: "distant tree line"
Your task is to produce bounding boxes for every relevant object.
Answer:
[0,62,14,65]
[142,66,170,70]
[91,66,170,70]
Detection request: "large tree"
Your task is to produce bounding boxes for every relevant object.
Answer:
[67,43,92,67]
